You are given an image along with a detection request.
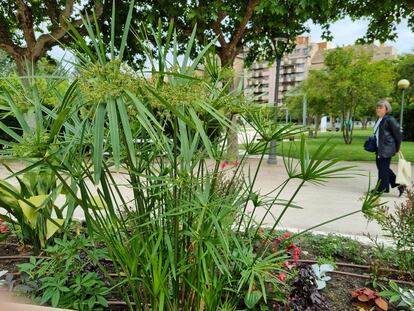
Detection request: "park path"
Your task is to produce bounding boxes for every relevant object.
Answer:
[242,157,404,240]
[0,158,411,242]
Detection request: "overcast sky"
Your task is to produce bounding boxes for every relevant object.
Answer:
[306,17,414,54]
[50,16,414,62]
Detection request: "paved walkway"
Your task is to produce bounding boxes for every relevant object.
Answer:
[0,158,411,241]
[243,157,407,240]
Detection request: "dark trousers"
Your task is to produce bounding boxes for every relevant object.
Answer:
[375,157,398,192]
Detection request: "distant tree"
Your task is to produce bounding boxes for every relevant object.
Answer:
[353,59,396,129]
[393,53,414,106]
[285,70,331,137]
[389,52,414,141]
[324,48,395,144]
[302,70,331,137]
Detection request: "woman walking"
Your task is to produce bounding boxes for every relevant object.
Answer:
[372,99,405,196]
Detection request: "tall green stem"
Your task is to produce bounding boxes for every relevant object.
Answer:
[236,142,268,232]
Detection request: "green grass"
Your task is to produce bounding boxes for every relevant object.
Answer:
[242,129,414,162]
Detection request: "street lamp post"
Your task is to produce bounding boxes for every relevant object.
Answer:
[302,93,307,127]
[268,33,289,165]
[397,79,410,137]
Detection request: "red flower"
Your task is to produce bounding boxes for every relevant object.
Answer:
[0,224,9,234]
[286,244,301,263]
[220,161,229,170]
[277,272,286,282]
[282,233,292,239]
[271,247,277,253]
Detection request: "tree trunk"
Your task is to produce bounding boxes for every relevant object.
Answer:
[14,56,35,87]
[329,114,335,130]
[314,115,320,138]
[361,116,368,130]
[226,114,239,160]
[224,54,244,160]
[342,111,353,144]
[13,56,37,128]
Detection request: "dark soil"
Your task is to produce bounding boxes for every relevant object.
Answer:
[0,241,34,274]
[323,274,367,311]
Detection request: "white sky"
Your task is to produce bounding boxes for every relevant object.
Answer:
[306,17,414,54]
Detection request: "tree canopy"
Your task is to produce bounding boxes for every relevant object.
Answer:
[2,0,414,75]
[0,0,104,76]
[102,0,343,68]
[340,1,414,44]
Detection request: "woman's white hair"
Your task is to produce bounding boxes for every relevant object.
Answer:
[376,99,392,114]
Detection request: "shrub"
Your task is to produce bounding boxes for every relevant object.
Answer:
[364,185,414,275]
[17,236,109,310]
[392,103,414,141]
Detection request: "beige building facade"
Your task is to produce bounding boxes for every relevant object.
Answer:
[310,43,398,70]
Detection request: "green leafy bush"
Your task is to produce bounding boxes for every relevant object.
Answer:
[297,233,366,264]
[381,280,414,309]
[17,236,109,310]
[0,167,66,252]
[364,186,414,275]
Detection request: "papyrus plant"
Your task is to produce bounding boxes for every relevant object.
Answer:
[38,4,382,309]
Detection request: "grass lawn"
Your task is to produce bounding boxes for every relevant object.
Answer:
[241,129,414,162]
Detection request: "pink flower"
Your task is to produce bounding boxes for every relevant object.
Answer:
[277,272,287,282]
[220,161,229,170]
[282,233,292,239]
[0,224,9,234]
[286,244,301,263]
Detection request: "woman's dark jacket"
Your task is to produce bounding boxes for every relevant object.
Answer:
[377,115,401,158]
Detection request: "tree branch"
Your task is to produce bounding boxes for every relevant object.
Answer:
[0,21,22,59]
[230,0,260,50]
[15,0,37,50]
[0,43,21,60]
[45,0,61,28]
[60,0,75,23]
[34,0,103,60]
[211,8,228,48]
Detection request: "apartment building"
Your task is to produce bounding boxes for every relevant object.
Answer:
[245,36,330,104]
